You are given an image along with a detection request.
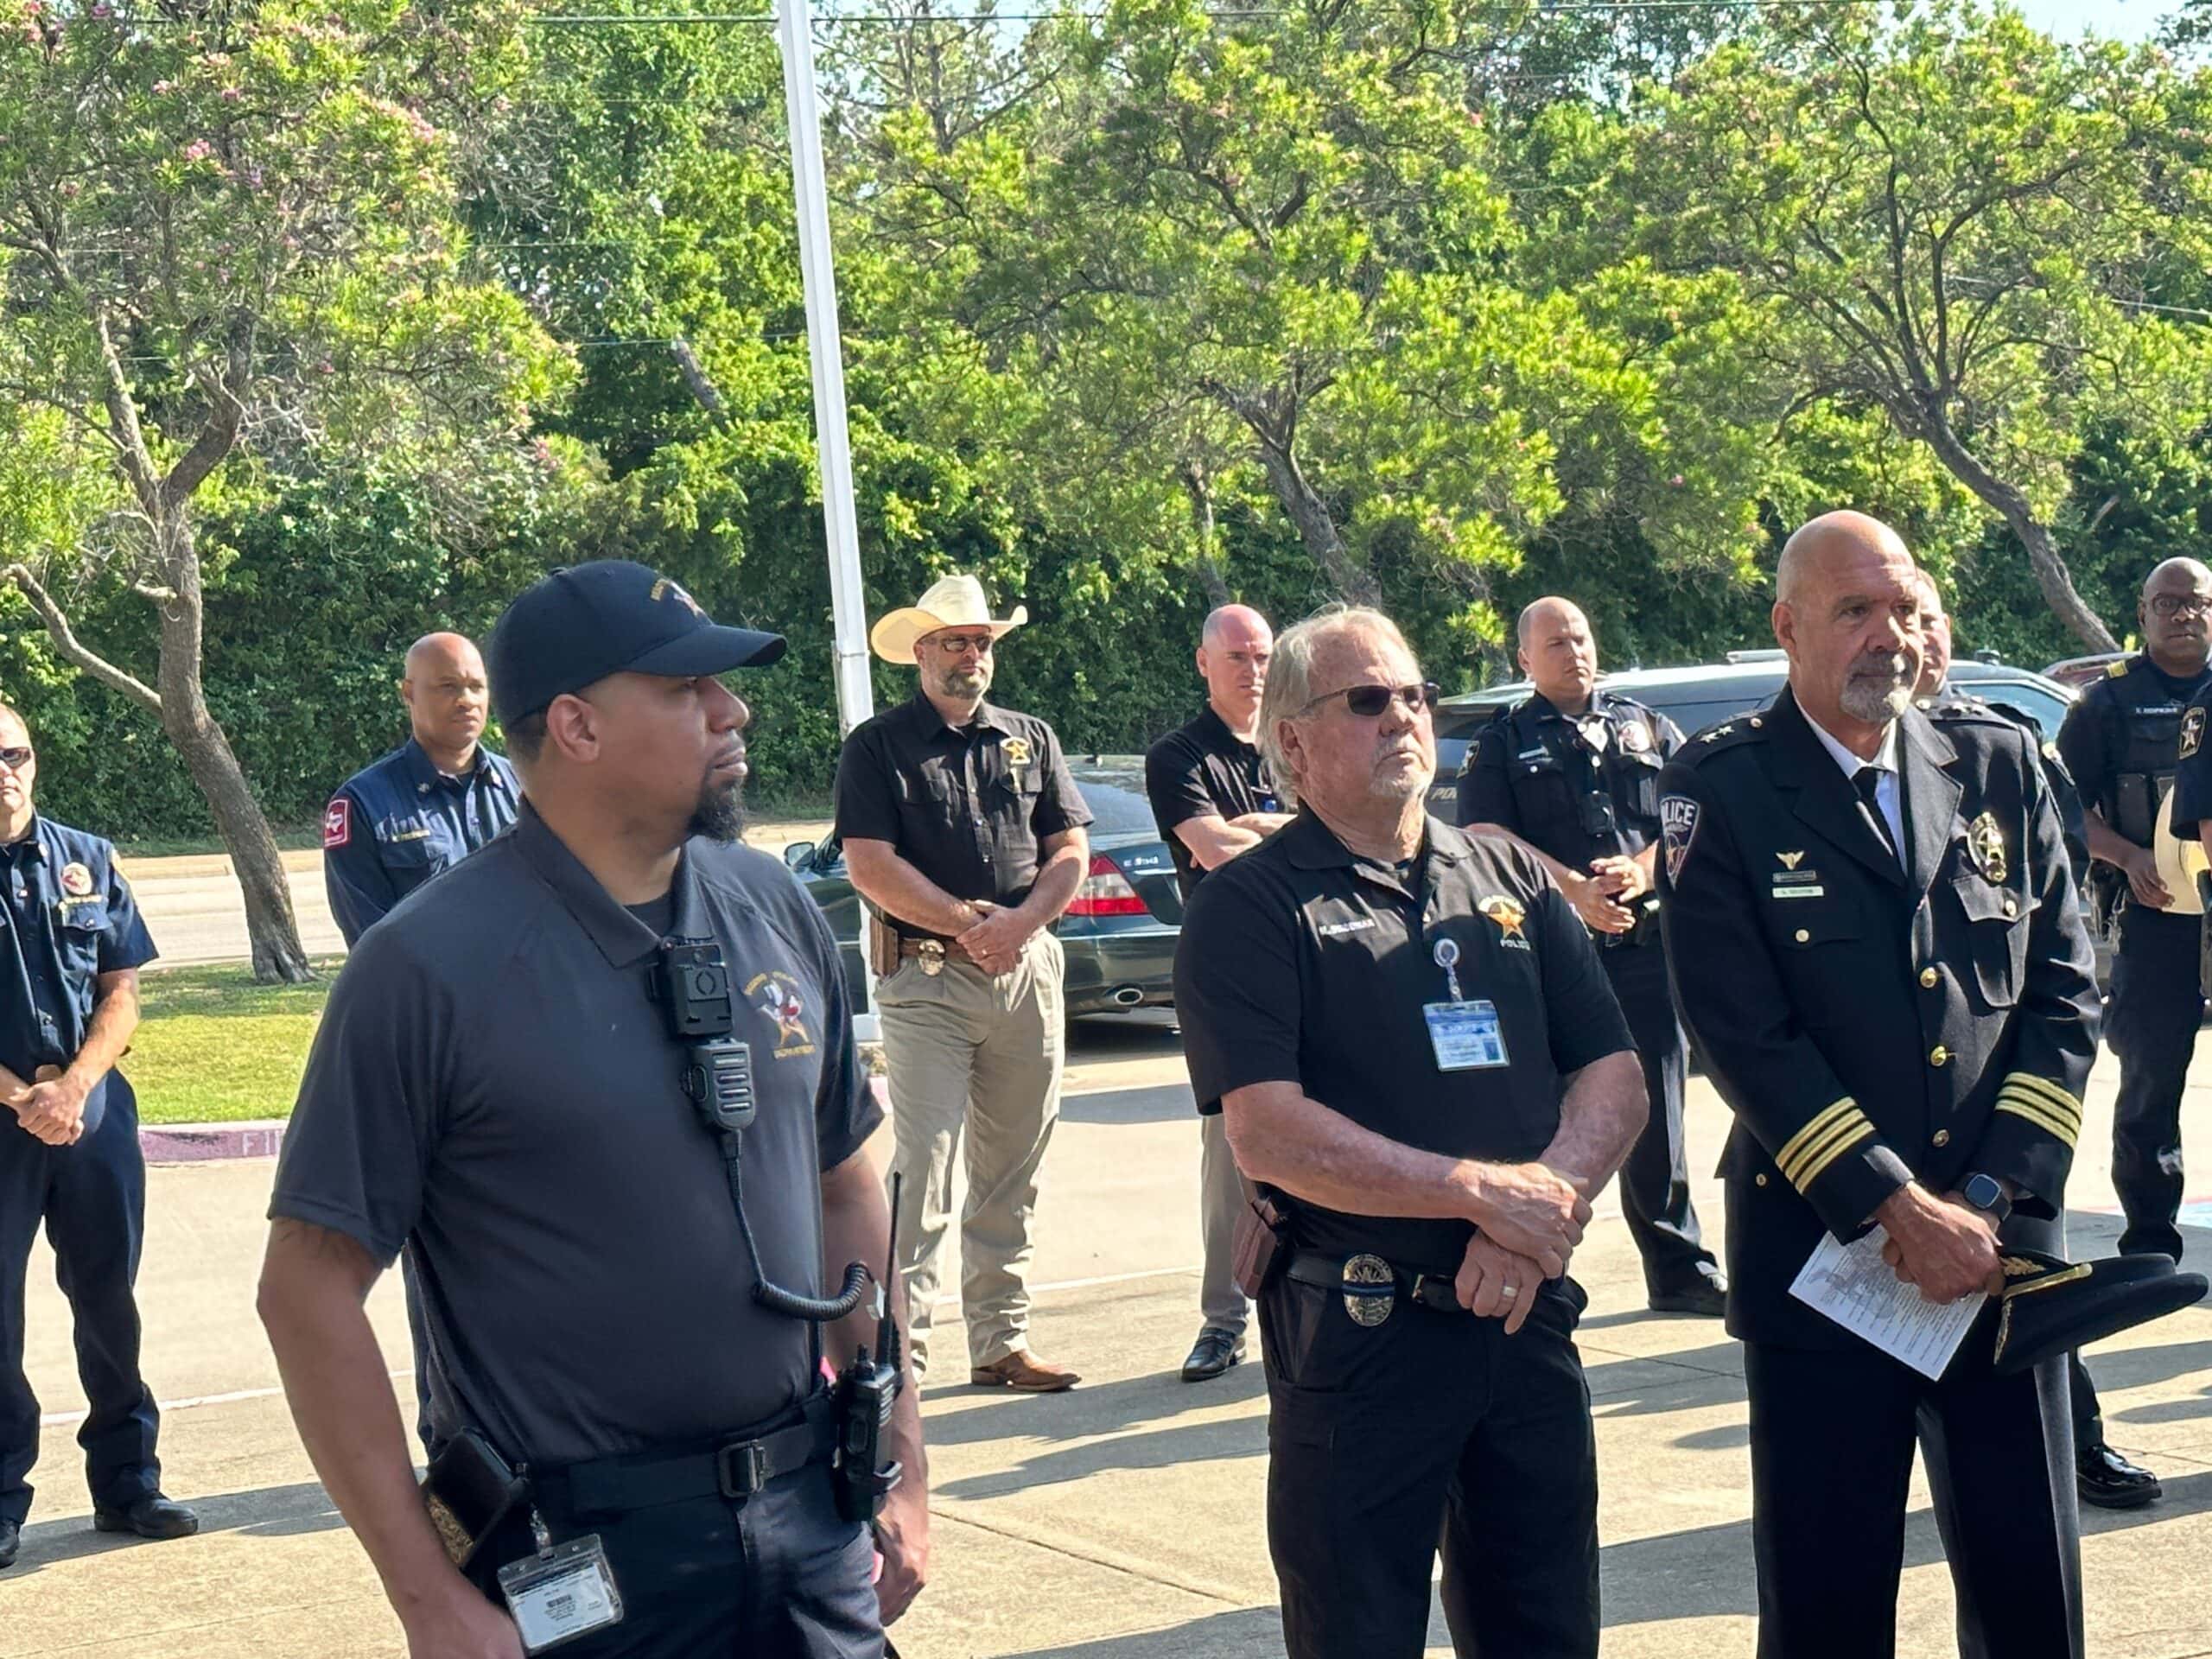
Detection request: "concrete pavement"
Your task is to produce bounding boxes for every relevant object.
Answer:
[8,1014,2212,1657]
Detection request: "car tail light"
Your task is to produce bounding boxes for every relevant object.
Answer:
[1066,852,1151,917]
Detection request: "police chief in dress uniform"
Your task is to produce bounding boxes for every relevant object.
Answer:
[260,563,926,1657]
[2059,559,2212,1269]
[1459,596,1727,1316]
[1659,512,2099,1659]
[1143,603,1294,1382]
[1911,573,2160,1509]
[1175,607,1646,1659]
[323,631,519,948]
[835,574,1091,1393]
[0,704,196,1572]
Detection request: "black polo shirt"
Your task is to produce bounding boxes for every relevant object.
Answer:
[0,817,157,1137]
[832,689,1091,917]
[1144,703,1282,900]
[1173,811,1633,1272]
[270,800,879,1466]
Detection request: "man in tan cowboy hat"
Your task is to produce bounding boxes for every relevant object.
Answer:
[834,574,1093,1391]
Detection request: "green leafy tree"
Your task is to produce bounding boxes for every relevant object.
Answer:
[0,0,567,977]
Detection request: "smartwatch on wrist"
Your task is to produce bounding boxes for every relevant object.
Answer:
[1961,1172,2012,1226]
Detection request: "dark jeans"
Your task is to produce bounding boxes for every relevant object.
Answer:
[2106,904,2201,1263]
[486,1459,882,1659]
[1599,941,1716,1294]
[1745,1340,2080,1659]
[0,1076,161,1527]
[1259,1272,1599,1658]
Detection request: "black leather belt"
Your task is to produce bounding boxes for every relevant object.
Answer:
[1285,1250,1465,1313]
[532,1392,837,1516]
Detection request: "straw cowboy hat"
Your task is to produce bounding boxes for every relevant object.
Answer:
[869,574,1028,664]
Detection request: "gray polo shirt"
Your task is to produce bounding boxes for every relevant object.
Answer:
[270,801,880,1466]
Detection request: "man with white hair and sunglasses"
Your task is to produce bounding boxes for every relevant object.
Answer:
[1173,604,1645,1657]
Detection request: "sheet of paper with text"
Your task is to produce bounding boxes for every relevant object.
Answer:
[1787,1225,1988,1381]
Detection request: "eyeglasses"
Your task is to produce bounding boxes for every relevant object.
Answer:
[931,632,997,656]
[1299,681,1442,718]
[0,747,30,772]
[2150,594,2212,620]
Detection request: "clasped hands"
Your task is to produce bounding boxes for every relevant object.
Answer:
[952,899,1035,976]
[1567,855,1649,935]
[1454,1161,1592,1334]
[1876,1183,2006,1304]
[8,1064,88,1147]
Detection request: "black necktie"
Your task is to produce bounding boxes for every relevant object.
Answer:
[1853,766,1900,862]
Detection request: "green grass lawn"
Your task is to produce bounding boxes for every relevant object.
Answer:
[129,959,340,1124]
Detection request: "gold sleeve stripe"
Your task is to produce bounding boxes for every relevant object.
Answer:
[2001,1072,2083,1128]
[1796,1122,1877,1189]
[1778,1105,1875,1189]
[1776,1100,1858,1182]
[1997,1096,2079,1147]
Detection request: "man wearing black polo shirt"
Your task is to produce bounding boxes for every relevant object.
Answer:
[260,562,925,1657]
[835,574,1092,1393]
[1174,607,1645,1658]
[1145,604,1293,1382]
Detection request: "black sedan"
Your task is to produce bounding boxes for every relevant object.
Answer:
[782,767,1183,1019]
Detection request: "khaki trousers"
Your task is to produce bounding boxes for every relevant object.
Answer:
[878,930,1064,1379]
[1198,1111,1250,1334]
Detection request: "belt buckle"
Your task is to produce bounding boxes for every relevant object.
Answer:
[716,1438,769,1498]
[918,940,946,977]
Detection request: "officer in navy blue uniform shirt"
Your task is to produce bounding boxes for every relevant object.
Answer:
[1459,596,1726,1316]
[0,704,196,1572]
[323,631,518,947]
[262,563,926,1657]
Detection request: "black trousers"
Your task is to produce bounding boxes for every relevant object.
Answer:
[492,1459,882,1658]
[2106,904,2201,1263]
[1599,941,1716,1294]
[1260,1273,1599,1659]
[1745,1340,2081,1659]
[0,1077,161,1527]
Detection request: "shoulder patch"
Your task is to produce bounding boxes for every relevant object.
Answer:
[2183,705,2205,761]
[322,798,352,849]
[1660,794,1701,882]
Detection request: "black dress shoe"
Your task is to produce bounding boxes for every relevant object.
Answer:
[0,1517,19,1569]
[2078,1441,2161,1510]
[1649,1275,1729,1318]
[1180,1325,1248,1382]
[92,1493,200,1541]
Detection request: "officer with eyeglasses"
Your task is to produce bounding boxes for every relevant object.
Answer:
[1175,607,1646,1657]
[0,705,197,1572]
[1459,596,1726,1317]
[2056,562,2212,1370]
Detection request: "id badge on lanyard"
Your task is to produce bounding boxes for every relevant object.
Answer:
[1423,935,1509,1071]
[497,1511,625,1652]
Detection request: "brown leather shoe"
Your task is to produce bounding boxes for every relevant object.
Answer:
[970,1351,1080,1392]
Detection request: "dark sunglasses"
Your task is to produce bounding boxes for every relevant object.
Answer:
[0,747,31,771]
[1300,681,1441,718]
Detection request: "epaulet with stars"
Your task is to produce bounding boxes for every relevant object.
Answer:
[1675,711,1771,764]
[1918,690,2012,728]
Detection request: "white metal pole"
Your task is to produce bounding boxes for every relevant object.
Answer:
[778,0,875,741]
[776,0,881,1039]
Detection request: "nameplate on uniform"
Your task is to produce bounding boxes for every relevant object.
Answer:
[1770,869,1825,899]
[499,1535,624,1651]
[1425,1000,1508,1071]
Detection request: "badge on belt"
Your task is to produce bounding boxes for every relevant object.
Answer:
[1340,1254,1396,1326]
[918,939,947,977]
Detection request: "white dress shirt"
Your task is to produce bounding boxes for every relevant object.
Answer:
[1801,705,1905,861]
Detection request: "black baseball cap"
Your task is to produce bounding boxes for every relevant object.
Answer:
[488,560,787,725]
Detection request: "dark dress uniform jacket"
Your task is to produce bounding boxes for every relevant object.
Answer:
[323,740,519,947]
[1656,688,2099,1350]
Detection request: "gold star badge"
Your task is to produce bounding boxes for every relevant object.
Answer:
[1478,894,1527,939]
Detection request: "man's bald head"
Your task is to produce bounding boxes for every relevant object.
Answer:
[1516,596,1599,712]
[1196,604,1274,732]
[1771,511,1923,742]
[2139,557,2212,677]
[399,631,492,763]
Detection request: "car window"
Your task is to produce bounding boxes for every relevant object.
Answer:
[1078,780,1159,836]
[1960,678,2069,742]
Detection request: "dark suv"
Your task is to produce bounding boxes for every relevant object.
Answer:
[1429,650,2075,822]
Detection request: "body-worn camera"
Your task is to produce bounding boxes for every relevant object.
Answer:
[652,939,754,1133]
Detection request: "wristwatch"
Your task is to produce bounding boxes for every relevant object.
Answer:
[1961,1172,2012,1226]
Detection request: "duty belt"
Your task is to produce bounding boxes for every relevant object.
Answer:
[898,936,976,973]
[531,1391,837,1516]
[1285,1250,1466,1317]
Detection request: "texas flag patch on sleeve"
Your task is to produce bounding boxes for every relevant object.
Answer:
[322,798,352,849]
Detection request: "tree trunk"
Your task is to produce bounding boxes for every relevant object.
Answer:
[154,515,314,983]
[1179,461,1232,607]
[1252,439,1377,605]
[1916,408,2120,654]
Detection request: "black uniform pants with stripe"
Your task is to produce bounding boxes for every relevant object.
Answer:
[1745,1339,2081,1659]
[2107,904,2200,1264]
[1598,940,1717,1295]
[1259,1273,1599,1659]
